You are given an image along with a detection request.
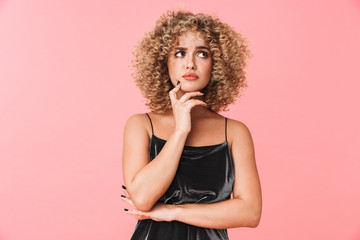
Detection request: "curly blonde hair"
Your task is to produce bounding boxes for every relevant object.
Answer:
[132,10,252,113]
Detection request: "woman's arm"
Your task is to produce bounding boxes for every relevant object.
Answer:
[122,84,207,212]
[123,119,262,228]
[122,114,187,212]
[172,198,261,229]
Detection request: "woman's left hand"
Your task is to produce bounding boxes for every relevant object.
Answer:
[121,186,177,222]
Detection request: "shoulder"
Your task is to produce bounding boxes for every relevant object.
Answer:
[227,118,252,134]
[124,113,148,128]
[124,113,153,139]
[226,117,254,148]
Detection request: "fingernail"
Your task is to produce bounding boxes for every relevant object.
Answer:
[122,185,126,189]
[177,81,180,85]
[124,208,129,211]
[121,195,126,198]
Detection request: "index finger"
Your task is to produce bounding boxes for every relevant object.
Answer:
[169,82,181,103]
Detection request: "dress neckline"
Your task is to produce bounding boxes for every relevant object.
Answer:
[151,134,228,149]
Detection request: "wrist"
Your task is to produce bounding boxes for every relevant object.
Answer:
[170,204,182,221]
[172,129,189,139]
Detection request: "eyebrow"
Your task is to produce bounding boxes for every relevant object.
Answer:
[175,46,210,51]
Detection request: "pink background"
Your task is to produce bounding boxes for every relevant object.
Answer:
[1,0,360,239]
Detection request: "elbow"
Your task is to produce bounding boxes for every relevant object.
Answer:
[130,195,155,212]
[125,184,157,212]
[248,206,262,228]
[234,214,261,228]
[248,216,261,228]
[134,202,154,212]
[239,213,260,228]
[235,200,261,228]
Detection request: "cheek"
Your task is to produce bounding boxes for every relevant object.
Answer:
[167,62,174,76]
[208,63,212,73]
[167,60,179,73]
[203,62,212,76]
[167,62,178,84]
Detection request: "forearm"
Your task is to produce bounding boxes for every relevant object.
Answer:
[172,198,262,229]
[128,130,188,211]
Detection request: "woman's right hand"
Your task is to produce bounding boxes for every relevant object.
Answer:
[169,82,207,134]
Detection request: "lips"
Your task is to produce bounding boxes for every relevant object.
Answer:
[182,72,199,80]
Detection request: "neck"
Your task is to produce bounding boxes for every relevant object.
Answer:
[190,105,209,122]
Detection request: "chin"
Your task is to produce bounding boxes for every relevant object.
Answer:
[180,83,207,92]
[181,87,199,92]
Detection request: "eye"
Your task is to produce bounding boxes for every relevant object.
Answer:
[198,51,209,58]
[175,51,185,57]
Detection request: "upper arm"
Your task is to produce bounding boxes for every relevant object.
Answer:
[122,113,151,187]
[229,119,262,210]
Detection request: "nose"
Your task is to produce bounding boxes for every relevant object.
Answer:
[185,55,196,70]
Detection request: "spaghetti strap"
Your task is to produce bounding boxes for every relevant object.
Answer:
[145,113,154,135]
[225,117,228,142]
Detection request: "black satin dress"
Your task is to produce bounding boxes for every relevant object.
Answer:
[130,114,235,240]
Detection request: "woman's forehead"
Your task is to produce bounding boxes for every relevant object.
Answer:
[174,31,209,47]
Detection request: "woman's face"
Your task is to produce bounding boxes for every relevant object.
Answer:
[167,31,212,93]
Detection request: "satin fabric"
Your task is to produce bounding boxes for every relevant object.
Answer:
[130,134,235,240]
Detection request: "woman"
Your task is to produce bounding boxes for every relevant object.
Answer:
[121,10,262,240]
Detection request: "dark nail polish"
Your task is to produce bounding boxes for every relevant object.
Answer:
[177,81,180,85]
[121,195,126,198]
[122,185,126,189]
[124,208,129,211]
